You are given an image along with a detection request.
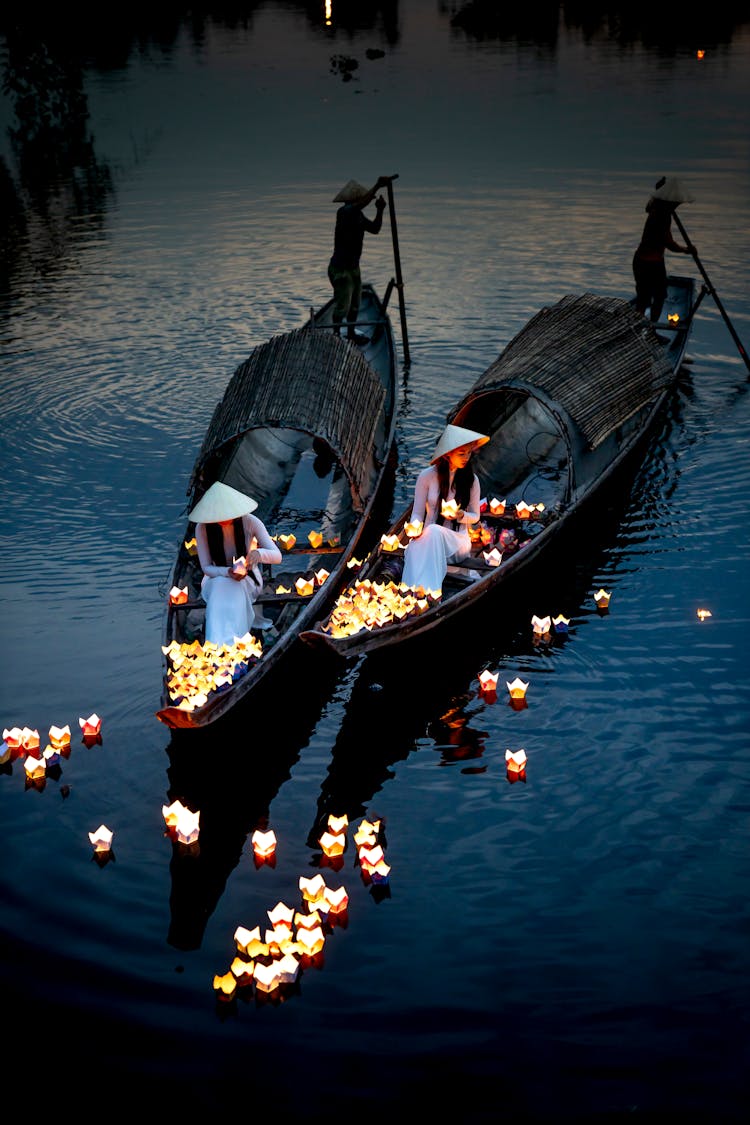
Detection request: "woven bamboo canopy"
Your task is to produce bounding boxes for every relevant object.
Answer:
[451,294,675,449]
[190,326,387,511]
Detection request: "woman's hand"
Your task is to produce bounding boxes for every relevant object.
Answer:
[227,566,244,581]
[245,549,262,569]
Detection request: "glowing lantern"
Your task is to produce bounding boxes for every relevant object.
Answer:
[515,501,532,519]
[552,614,570,633]
[595,589,611,609]
[251,829,277,858]
[696,48,705,59]
[169,586,189,605]
[327,813,348,834]
[3,728,23,750]
[505,748,527,773]
[42,744,61,765]
[88,824,114,852]
[319,830,346,857]
[24,756,46,780]
[175,807,200,844]
[49,725,71,749]
[506,677,529,700]
[234,925,260,954]
[347,557,363,569]
[358,843,385,870]
[184,537,198,556]
[278,533,297,551]
[230,958,255,985]
[667,313,680,324]
[295,909,322,931]
[380,534,401,552]
[297,925,325,957]
[253,962,281,994]
[531,615,551,635]
[483,548,503,567]
[369,860,391,884]
[268,902,294,928]
[213,971,237,999]
[324,885,349,914]
[441,499,459,521]
[489,497,506,516]
[405,520,423,538]
[231,557,247,577]
[308,530,323,549]
[315,568,330,585]
[299,874,326,903]
[295,577,314,596]
[20,727,40,751]
[276,584,292,594]
[162,799,188,829]
[697,608,712,621]
[277,953,301,985]
[79,714,102,737]
[478,669,499,693]
[353,825,376,847]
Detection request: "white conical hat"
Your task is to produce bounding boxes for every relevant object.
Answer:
[650,176,694,205]
[188,481,258,523]
[332,179,370,203]
[431,424,490,463]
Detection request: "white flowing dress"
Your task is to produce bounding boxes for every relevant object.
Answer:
[401,466,481,593]
[196,514,282,645]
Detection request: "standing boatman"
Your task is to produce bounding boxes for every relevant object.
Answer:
[328,176,392,344]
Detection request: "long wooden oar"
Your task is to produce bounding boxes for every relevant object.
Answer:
[383,174,411,367]
[673,211,750,374]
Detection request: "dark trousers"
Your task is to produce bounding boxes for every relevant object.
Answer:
[633,254,667,322]
[327,263,362,335]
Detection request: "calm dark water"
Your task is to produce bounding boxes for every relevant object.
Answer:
[2,4,749,1120]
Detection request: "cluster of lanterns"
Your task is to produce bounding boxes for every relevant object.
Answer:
[163,635,263,712]
[2,717,103,788]
[212,871,350,1002]
[163,799,201,846]
[316,814,391,885]
[322,578,440,638]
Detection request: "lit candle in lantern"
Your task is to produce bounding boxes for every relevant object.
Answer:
[24,756,46,780]
[369,859,391,884]
[667,313,680,323]
[308,530,323,549]
[231,557,247,577]
[405,519,423,538]
[79,714,102,737]
[251,829,277,858]
[297,925,325,957]
[234,925,260,954]
[21,727,40,751]
[267,902,295,928]
[489,497,506,516]
[88,824,114,852]
[169,585,189,605]
[324,885,349,914]
[478,669,499,693]
[696,48,705,59]
[697,608,712,621]
[441,499,459,521]
[175,807,200,844]
[276,953,301,985]
[213,971,237,999]
[358,843,385,870]
[299,873,326,903]
[515,501,532,519]
[295,577,314,596]
[327,813,348,834]
[319,830,346,857]
[595,589,611,609]
[253,962,281,994]
[531,615,551,635]
[505,748,527,773]
[48,724,71,749]
[506,677,529,700]
[482,547,503,567]
[278,533,297,551]
[230,958,255,986]
[3,728,23,751]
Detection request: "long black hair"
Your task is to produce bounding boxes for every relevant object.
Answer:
[435,456,476,523]
[205,519,246,566]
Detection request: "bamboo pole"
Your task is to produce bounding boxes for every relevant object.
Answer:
[384,175,411,367]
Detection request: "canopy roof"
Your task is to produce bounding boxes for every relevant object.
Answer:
[451,294,675,449]
[190,326,387,512]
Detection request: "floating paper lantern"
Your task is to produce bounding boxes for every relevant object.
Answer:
[405,519,423,538]
[295,577,314,596]
[327,813,348,834]
[506,677,529,700]
[319,831,346,858]
[42,744,60,765]
[162,799,188,828]
[324,885,349,914]
[505,748,527,773]
[88,824,113,852]
[478,669,499,693]
[276,953,300,985]
[24,755,46,780]
[3,728,23,751]
[531,615,551,635]
[482,547,503,567]
[515,501,532,519]
[175,807,200,844]
[353,824,377,847]
[697,608,712,621]
[358,843,385,870]
[268,902,294,928]
[441,499,459,521]
[315,568,330,585]
[48,724,71,749]
[369,860,391,884]
[278,533,297,551]
[294,909,322,931]
[251,829,277,858]
[299,873,326,903]
[594,589,611,609]
[169,585,189,605]
[213,971,237,999]
[308,530,323,549]
[380,534,401,552]
[79,714,102,737]
[253,962,281,994]
[552,614,570,633]
[19,727,40,751]
[489,497,506,516]
[297,925,326,957]
[230,957,255,985]
[234,925,260,954]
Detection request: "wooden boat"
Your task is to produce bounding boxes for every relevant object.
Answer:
[300,275,703,658]
[156,283,397,729]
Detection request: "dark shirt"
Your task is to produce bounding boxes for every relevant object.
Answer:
[635,201,682,262]
[330,203,383,270]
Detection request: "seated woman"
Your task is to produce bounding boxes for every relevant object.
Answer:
[189,480,282,645]
[401,424,489,595]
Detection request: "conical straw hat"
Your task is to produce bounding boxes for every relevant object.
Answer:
[188,481,258,523]
[431,424,490,463]
[650,176,694,205]
[332,180,370,203]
